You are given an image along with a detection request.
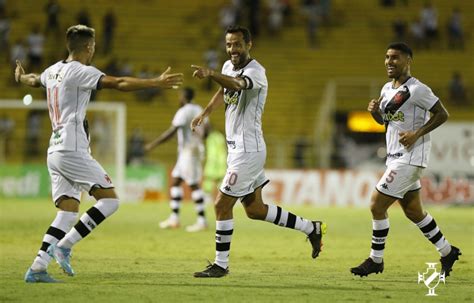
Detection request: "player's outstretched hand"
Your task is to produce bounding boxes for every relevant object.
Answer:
[190,114,205,132]
[368,95,383,113]
[155,67,183,89]
[191,65,213,79]
[15,60,25,83]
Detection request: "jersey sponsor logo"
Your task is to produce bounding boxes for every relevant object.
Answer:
[387,152,403,158]
[385,85,410,116]
[224,89,241,105]
[380,183,389,190]
[223,185,232,192]
[383,111,405,122]
[47,71,64,83]
[226,140,236,149]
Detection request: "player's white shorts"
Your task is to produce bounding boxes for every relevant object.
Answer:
[171,149,203,185]
[376,161,422,199]
[47,151,114,204]
[219,151,269,198]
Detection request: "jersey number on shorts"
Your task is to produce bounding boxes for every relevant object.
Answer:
[226,172,238,186]
[386,170,397,183]
[47,87,61,127]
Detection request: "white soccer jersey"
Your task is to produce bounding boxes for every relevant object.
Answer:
[221,59,268,153]
[172,103,206,153]
[379,77,439,167]
[40,60,104,153]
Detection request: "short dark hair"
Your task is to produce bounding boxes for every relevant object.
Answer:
[225,25,252,43]
[66,25,95,52]
[182,87,194,102]
[387,42,413,58]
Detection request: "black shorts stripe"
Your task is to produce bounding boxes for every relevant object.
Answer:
[372,228,389,237]
[430,231,443,244]
[194,198,204,204]
[286,213,297,229]
[216,229,233,236]
[371,243,385,251]
[216,242,231,252]
[273,206,282,225]
[40,241,50,252]
[74,221,91,238]
[420,219,437,233]
[46,226,66,240]
[86,207,106,225]
[171,196,183,201]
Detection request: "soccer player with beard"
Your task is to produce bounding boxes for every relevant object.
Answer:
[190,25,326,278]
[350,42,461,277]
[16,24,183,283]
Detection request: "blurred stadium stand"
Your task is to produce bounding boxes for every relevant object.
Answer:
[0,0,472,169]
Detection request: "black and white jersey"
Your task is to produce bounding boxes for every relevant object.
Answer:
[379,77,439,167]
[40,60,104,153]
[221,59,268,153]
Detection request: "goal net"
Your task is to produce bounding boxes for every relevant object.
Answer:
[0,100,126,199]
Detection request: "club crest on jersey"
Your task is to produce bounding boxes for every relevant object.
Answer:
[385,85,410,115]
[224,89,240,105]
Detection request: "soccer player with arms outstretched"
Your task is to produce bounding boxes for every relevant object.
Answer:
[350,43,461,277]
[145,87,209,232]
[16,24,183,283]
[190,25,326,278]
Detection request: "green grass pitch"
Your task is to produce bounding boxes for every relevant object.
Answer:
[0,199,472,302]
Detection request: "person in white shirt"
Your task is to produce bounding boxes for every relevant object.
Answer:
[16,24,183,283]
[145,87,209,232]
[351,42,461,277]
[190,25,326,278]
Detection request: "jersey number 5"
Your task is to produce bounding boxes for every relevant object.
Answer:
[385,170,397,183]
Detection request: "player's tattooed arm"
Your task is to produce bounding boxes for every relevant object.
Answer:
[15,60,41,87]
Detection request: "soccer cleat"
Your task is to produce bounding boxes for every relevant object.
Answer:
[307,221,327,259]
[440,246,462,277]
[159,217,180,229]
[185,221,208,232]
[350,258,384,277]
[24,267,59,283]
[193,262,229,278]
[47,244,75,276]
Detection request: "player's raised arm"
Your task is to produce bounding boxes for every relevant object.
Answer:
[99,66,183,91]
[191,65,246,91]
[368,95,384,125]
[15,60,41,88]
[191,87,224,132]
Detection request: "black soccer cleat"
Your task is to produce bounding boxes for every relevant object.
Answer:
[350,258,384,277]
[194,262,229,278]
[440,246,462,277]
[307,221,327,259]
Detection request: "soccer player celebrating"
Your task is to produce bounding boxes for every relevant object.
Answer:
[350,43,461,277]
[16,24,183,283]
[190,25,326,278]
[145,87,209,232]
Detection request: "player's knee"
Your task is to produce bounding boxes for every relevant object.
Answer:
[370,202,385,217]
[96,198,120,217]
[404,208,424,223]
